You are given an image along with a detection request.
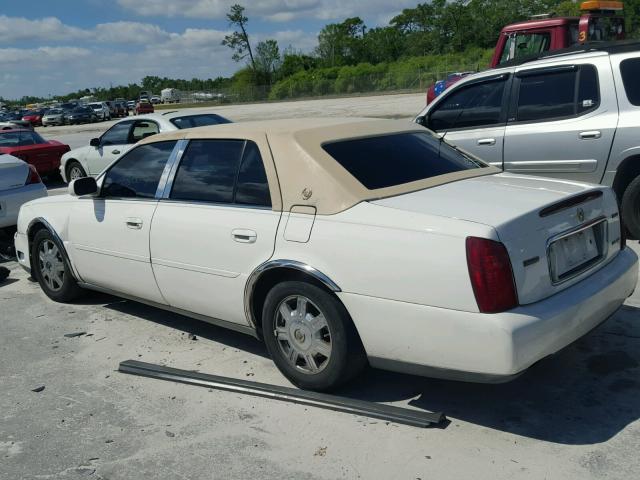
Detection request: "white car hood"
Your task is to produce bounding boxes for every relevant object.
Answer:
[372,172,599,228]
[0,154,28,190]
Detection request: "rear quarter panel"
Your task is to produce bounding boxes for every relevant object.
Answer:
[272,201,496,312]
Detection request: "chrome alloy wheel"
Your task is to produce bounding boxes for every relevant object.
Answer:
[38,240,65,292]
[69,166,84,180]
[274,295,332,374]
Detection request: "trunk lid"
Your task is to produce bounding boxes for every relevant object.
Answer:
[372,172,621,305]
[0,154,28,190]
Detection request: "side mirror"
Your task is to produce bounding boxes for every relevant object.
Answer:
[68,177,98,197]
[89,138,100,147]
[415,116,427,127]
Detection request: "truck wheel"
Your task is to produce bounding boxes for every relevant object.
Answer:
[622,176,640,240]
[262,281,367,391]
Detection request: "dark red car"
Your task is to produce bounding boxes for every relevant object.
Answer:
[22,109,47,127]
[0,129,70,176]
[135,101,154,115]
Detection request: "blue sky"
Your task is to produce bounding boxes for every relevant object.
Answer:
[0,0,418,99]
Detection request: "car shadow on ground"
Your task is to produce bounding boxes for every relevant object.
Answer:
[103,296,269,358]
[91,291,639,446]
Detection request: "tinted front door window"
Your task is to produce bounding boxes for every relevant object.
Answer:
[101,121,133,146]
[429,79,506,131]
[102,141,176,198]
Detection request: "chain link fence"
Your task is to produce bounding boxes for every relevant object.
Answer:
[157,65,481,107]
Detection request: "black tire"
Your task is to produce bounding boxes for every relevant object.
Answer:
[262,281,367,391]
[32,229,83,302]
[622,175,640,240]
[65,161,86,182]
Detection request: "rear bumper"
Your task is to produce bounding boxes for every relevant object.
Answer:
[0,185,47,229]
[339,247,638,381]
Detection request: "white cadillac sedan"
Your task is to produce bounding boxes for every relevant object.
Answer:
[0,154,47,229]
[15,118,638,391]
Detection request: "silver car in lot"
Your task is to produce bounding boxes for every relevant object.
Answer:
[0,154,47,229]
[415,41,640,238]
[87,102,111,121]
[42,108,67,127]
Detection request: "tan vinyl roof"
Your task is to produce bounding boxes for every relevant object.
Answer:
[139,117,500,214]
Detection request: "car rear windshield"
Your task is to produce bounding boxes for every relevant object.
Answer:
[620,58,640,106]
[170,114,232,129]
[322,132,486,190]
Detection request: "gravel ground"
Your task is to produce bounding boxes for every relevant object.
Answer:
[2,93,639,479]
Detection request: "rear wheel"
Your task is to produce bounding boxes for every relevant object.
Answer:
[66,161,86,182]
[622,175,640,240]
[32,229,83,302]
[262,281,367,391]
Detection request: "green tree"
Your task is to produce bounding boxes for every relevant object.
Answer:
[222,4,256,70]
[254,39,281,84]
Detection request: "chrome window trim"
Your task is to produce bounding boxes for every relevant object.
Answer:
[159,139,189,199]
[545,216,609,286]
[156,139,188,199]
[244,259,341,330]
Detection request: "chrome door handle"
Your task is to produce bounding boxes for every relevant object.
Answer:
[579,131,601,139]
[111,149,121,154]
[232,229,257,243]
[126,218,143,229]
[477,138,496,146]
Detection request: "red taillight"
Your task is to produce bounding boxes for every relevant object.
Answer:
[466,237,518,314]
[25,164,42,185]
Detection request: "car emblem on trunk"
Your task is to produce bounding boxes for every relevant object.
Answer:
[577,208,585,223]
[302,188,313,200]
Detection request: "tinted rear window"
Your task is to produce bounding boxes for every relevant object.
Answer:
[322,132,485,190]
[170,114,232,129]
[620,58,640,106]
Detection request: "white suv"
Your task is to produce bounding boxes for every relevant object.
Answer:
[60,111,231,182]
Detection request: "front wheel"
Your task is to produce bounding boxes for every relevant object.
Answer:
[622,175,640,239]
[66,161,86,182]
[262,281,367,391]
[32,229,83,302]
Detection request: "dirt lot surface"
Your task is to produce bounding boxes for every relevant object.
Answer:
[3,94,639,479]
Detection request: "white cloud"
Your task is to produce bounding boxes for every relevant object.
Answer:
[0,46,90,64]
[94,22,171,44]
[0,15,88,42]
[116,0,410,23]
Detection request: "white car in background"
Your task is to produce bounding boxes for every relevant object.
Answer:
[0,154,47,230]
[14,118,638,391]
[87,102,111,121]
[59,111,232,182]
